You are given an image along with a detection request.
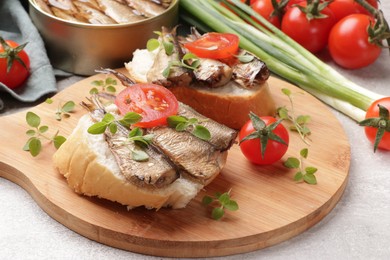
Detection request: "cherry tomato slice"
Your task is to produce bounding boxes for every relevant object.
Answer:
[115,84,179,128]
[184,32,240,59]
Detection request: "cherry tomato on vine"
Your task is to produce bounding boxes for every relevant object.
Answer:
[239,114,289,165]
[0,38,30,89]
[115,83,179,128]
[328,14,381,69]
[359,97,390,151]
[184,32,240,59]
[281,2,336,53]
[328,0,360,22]
[251,0,281,28]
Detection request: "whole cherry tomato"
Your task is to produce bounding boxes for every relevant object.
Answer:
[0,38,30,89]
[251,0,282,28]
[239,114,289,165]
[360,97,390,151]
[328,0,361,22]
[281,2,336,53]
[328,14,381,69]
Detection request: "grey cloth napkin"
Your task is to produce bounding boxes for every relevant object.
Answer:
[0,0,57,102]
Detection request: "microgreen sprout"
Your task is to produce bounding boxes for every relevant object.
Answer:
[163,52,201,78]
[167,115,211,141]
[90,77,117,95]
[23,111,66,157]
[277,88,311,145]
[45,98,76,121]
[202,189,239,220]
[284,148,318,185]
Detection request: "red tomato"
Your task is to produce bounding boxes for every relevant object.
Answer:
[251,0,281,28]
[285,0,305,9]
[115,84,179,128]
[0,39,30,89]
[363,97,390,151]
[184,32,240,59]
[281,2,336,53]
[328,0,360,22]
[355,0,378,16]
[239,116,289,165]
[328,14,381,69]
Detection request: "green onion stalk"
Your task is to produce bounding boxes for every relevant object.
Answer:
[179,0,385,122]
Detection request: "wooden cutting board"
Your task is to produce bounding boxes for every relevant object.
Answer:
[0,72,350,258]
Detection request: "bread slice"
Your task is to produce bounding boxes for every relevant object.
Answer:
[125,49,276,129]
[53,114,204,210]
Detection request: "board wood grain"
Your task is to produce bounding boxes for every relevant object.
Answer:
[0,72,350,257]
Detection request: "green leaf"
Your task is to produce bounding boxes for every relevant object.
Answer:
[38,125,49,133]
[192,125,211,141]
[23,137,34,151]
[294,171,303,181]
[300,148,309,158]
[26,129,36,136]
[105,77,117,86]
[284,157,300,168]
[176,122,188,131]
[91,80,104,87]
[162,64,171,78]
[163,41,174,55]
[102,113,115,123]
[202,195,213,206]
[305,166,318,175]
[183,52,198,60]
[45,98,53,104]
[106,86,116,93]
[109,122,118,134]
[303,173,317,185]
[53,135,66,149]
[129,127,143,138]
[211,207,225,220]
[61,101,75,113]
[131,149,149,161]
[29,138,42,157]
[296,115,311,125]
[87,122,108,134]
[237,54,254,63]
[218,192,231,205]
[224,200,239,211]
[167,115,188,128]
[277,107,289,120]
[281,88,292,97]
[120,112,142,126]
[146,38,160,52]
[26,112,41,128]
[89,88,99,94]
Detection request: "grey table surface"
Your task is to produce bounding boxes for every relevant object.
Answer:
[1,3,390,260]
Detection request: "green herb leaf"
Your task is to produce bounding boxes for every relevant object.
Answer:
[202,195,213,206]
[45,98,53,104]
[88,122,108,134]
[147,38,160,52]
[211,207,225,220]
[284,157,300,168]
[131,149,149,161]
[89,87,99,94]
[26,112,41,128]
[26,129,36,136]
[163,41,174,55]
[28,138,42,157]
[102,113,115,123]
[53,135,66,149]
[91,80,104,87]
[62,101,75,113]
[192,125,211,141]
[303,173,317,184]
[109,122,118,134]
[224,200,239,211]
[300,148,309,158]
[106,86,116,93]
[305,166,318,175]
[294,171,303,181]
[39,125,49,133]
[167,115,188,128]
[120,112,142,126]
[237,54,254,63]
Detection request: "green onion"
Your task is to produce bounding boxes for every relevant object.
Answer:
[179,0,385,122]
